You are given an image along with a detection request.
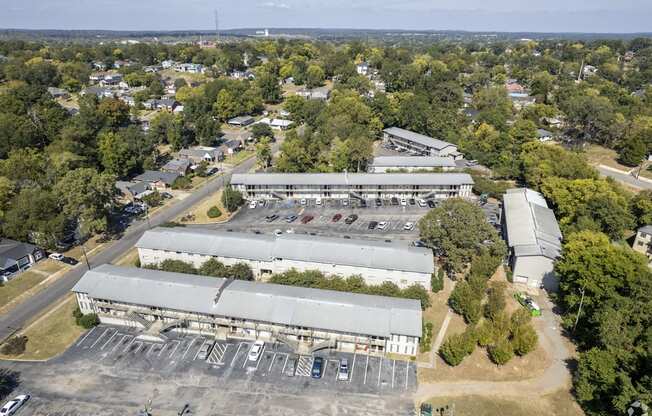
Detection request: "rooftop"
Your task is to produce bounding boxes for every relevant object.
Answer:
[383,127,456,151]
[0,239,39,270]
[230,172,473,186]
[72,265,422,338]
[133,170,179,185]
[136,228,435,275]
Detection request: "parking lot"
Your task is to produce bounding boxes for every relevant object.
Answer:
[68,325,417,394]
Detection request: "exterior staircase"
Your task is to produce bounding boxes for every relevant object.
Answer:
[127,311,151,330]
[349,191,364,201]
[274,333,299,351]
[271,191,286,200]
[159,319,187,334]
[308,339,337,353]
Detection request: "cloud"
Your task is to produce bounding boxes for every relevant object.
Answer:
[260,1,290,9]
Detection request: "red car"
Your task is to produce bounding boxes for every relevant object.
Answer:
[332,213,342,222]
[301,215,315,224]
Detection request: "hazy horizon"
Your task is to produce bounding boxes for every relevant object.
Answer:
[2,0,652,34]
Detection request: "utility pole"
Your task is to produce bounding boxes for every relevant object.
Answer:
[214,9,219,43]
[573,286,586,332]
[80,242,91,271]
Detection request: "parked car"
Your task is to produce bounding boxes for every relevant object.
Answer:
[359,200,367,208]
[368,221,378,230]
[300,198,307,205]
[311,356,324,379]
[249,200,258,209]
[274,229,283,236]
[0,394,30,416]
[377,221,389,230]
[375,198,382,207]
[285,214,298,223]
[344,214,358,225]
[427,200,436,208]
[265,214,279,223]
[258,200,267,208]
[342,199,349,206]
[48,253,64,261]
[332,213,342,222]
[316,198,322,206]
[284,355,298,377]
[338,359,349,381]
[301,215,314,224]
[403,222,415,231]
[197,341,214,360]
[206,167,219,175]
[390,197,399,206]
[409,198,416,206]
[417,199,427,207]
[61,257,79,266]
[412,240,426,247]
[248,340,265,361]
[400,198,407,206]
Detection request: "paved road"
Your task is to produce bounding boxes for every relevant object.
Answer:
[0,154,262,342]
[596,165,652,190]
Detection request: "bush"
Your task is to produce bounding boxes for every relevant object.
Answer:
[449,281,482,324]
[141,190,163,207]
[206,206,222,218]
[475,321,496,347]
[72,307,83,320]
[221,186,245,213]
[76,313,100,329]
[484,282,507,320]
[419,321,434,352]
[172,176,192,190]
[488,338,514,365]
[511,324,538,356]
[510,308,532,330]
[0,335,28,356]
[431,269,444,293]
[439,328,476,366]
[153,259,198,274]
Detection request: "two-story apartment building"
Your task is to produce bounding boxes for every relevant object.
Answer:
[382,127,463,159]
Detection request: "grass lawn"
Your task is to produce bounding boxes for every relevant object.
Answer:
[180,189,231,224]
[0,295,84,361]
[112,247,140,267]
[224,150,254,166]
[424,389,584,416]
[0,271,48,310]
[583,144,633,172]
[417,278,454,362]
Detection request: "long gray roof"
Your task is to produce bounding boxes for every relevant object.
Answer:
[371,156,457,168]
[0,239,39,269]
[72,265,422,338]
[136,228,435,274]
[503,188,562,260]
[230,172,473,186]
[383,127,457,151]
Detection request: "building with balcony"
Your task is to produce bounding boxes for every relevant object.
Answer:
[632,225,652,267]
[230,172,473,201]
[382,127,463,159]
[72,265,422,356]
[136,228,435,290]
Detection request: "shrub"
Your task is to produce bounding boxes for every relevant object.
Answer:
[488,338,514,365]
[431,269,444,293]
[172,176,192,190]
[155,259,198,274]
[510,308,532,330]
[439,328,476,366]
[141,190,163,207]
[77,313,100,329]
[419,321,434,352]
[0,336,28,356]
[475,321,496,347]
[484,282,507,320]
[206,206,222,218]
[449,281,482,324]
[511,324,538,356]
[72,307,83,320]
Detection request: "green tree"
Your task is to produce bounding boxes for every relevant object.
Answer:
[227,263,254,281]
[439,329,476,366]
[153,259,198,274]
[221,186,245,212]
[618,136,646,167]
[97,97,130,129]
[511,324,538,356]
[255,137,272,169]
[631,190,652,227]
[306,65,325,88]
[251,123,274,140]
[98,131,138,179]
[256,71,282,103]
[520,141,597,190]
[488,338,514,365]
[199,258,228,277]
[214,89,239,121]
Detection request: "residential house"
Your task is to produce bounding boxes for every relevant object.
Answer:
[221,140,243,155]
[510,93,536,110]
[161,60,176,69]
[256,117,293,130]
[0,239,45,279]
[119,95,136,107]
[174,63,204,74]
[537,128,554,142]
[133,171,180,190]
[227,116,255,127]
[356,62,370,76]
[506,80,527,95]
[47,87,69,99]
[230,70,256,80]
[296,86,330,100]
[178,147,224,164]
[161,158,191,176]
[81,87,113,99]
[115,181,152,201]
[144,65,162,73]
[368,156,457,173]
[632,225,652,266]
[89,72,107,83]
[99,73,123,86]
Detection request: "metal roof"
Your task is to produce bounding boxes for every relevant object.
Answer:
[371,156,457,168]
[639,225,652,235]
[503,188,562,260]
[136,228,435,274]
[72,265,422,338]
[383,127,456,151]
[133,170,180,185]
[0,239,39,269]
[230,172,473,187]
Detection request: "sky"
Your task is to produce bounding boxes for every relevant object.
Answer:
[2,0,651,33]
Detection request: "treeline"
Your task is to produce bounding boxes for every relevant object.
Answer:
[143,258,254,281]
[269,269,431,310]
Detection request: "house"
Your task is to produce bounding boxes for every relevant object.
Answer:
[256,118,293,130]
[92,61,107,71]
[113,60,132,69]
[582,65,598,77]
[80,87,113,99]
[73,264,422,356]
[537,128,554,142]
[119,95,136,107]
[133,171,180,190]
[89,72,108,83]
[368,156,457,173]
[462,108,480,123]
[230,70,256,80]
[161,60,176,69]
[178,147,224,164]
[227,116,255,127]
[296,86,330,100]
[47,87,69,99]
[161,158,191,176]
[231,172,474,200]
[136,228,435,291]
[221,140,243,155]
[506,80,527,95]
[144,65,162,73]
[173,105,184,114]
[155,99,178,111]
[383,127,463,159]
[115,181,152,201]
[356,62,370,76]
[174,63,204,74]
[632,225,652,266]
[0,239,45,279]
[462,92,473,107]
[502,188,562,290]
[99,73,123,86]
[510,93,536,110]
[543,117,564,129]
[279,109,290,118]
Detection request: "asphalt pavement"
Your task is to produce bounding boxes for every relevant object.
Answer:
[596,165,652,190]
[0,153,262,342]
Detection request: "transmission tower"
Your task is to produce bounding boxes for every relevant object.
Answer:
[214,9,220,43]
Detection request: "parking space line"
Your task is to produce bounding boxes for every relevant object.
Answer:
[348,353,356,383]
[193,339,209,361]
[168,340,180,358]
[76,327,96,347]
[101,330,119,350]
[122,335,137,353]
[182,337,200,359]
[146,343,157,356]
[254,345,265,370]
[392,360,396,389]
[377,357,383,386]
[268,352,276,372]
[363,354,370,385]
[231,342,245,367]
[111,335,128,354]
[90,328,112,349]
[405,361,409,390]
[132,341,144,353]
[157,342,168,357]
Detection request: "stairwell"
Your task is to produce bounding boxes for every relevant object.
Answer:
[127,311,152,330]
[308,339,337,354]
[274,333,299,352]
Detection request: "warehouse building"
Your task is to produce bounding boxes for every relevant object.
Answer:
[368,156,457,173]
[72,265,422,356]
[383,127,463,159]
[136,228,435,289]
[230,172,473,200]
[502,188,562,290]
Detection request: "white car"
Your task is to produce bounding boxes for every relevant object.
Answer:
[249,200,258,209]
[342,199,349,206]
[48,253,64,261]
[286,229,295,234]
[417,199,427,207]
[248,340,265,361]
[400,198,407,206]
[0,395,30,416]
[315,198,322,206]
[377,221,389,230]
[274,229,283,236]
[403,222,415,231]
[300,198,307,205]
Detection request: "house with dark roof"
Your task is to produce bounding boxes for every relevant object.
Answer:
[178,147,224,164]
[133,171,179,190]
[115,181,152,201]
[0,239,45,279]
[161,159,191,176]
